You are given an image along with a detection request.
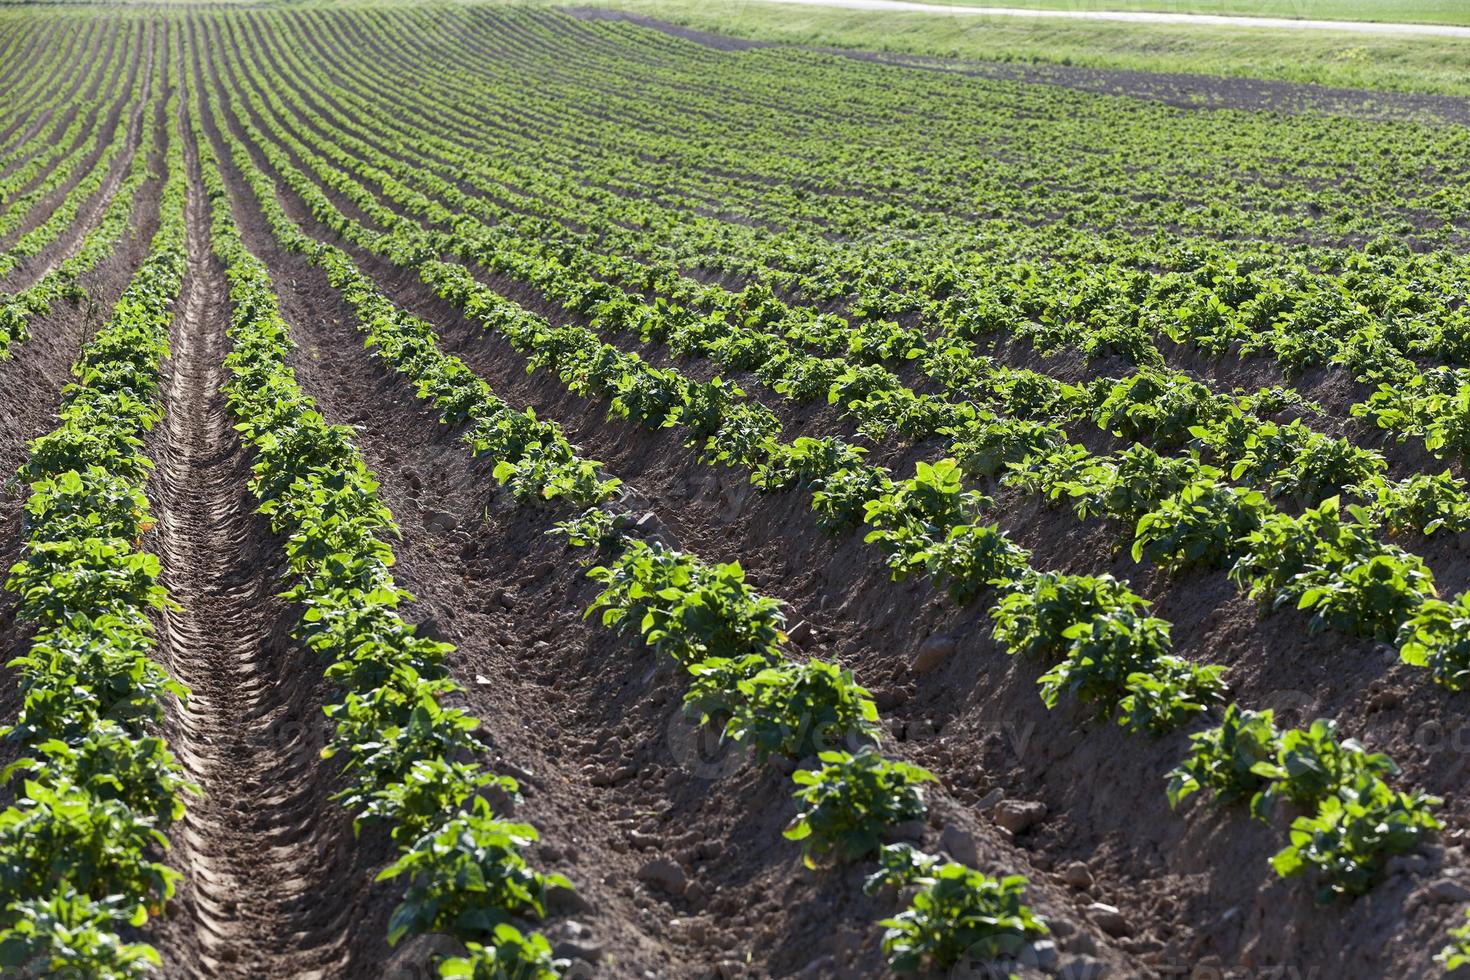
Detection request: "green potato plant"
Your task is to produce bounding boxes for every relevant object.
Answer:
[784,748,936,867]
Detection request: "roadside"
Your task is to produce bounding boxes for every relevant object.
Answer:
[739,0,1470,37]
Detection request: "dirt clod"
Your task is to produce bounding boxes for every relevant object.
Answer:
[1422,878,1470,903]
[910,632,958,673]
[1063,861,1094,890]
[636,856,689,895]
[1086,902,1131,938]
[995,799,1048,834]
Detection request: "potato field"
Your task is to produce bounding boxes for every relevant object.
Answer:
[2,2,1470,978]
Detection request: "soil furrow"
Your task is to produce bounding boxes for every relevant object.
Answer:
[146,134,354,980]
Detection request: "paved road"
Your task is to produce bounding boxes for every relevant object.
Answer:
[744,0,1470,38]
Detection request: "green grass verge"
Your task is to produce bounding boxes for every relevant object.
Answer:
[556,0,1470,96]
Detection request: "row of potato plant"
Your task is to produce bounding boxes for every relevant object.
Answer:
[252,6,1470,476]
[0,62,187,979]
[0,31,146,283]
[207,44,1434,719]
[213,24,1470,697]
[0,33,127,229]
[0,16,108,160]
[1169,706,1440,900]
[211,73,1212,735]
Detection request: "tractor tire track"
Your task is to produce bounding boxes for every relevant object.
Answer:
[146,134,355,979]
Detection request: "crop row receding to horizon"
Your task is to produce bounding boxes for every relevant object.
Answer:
[0,4,1469,979]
